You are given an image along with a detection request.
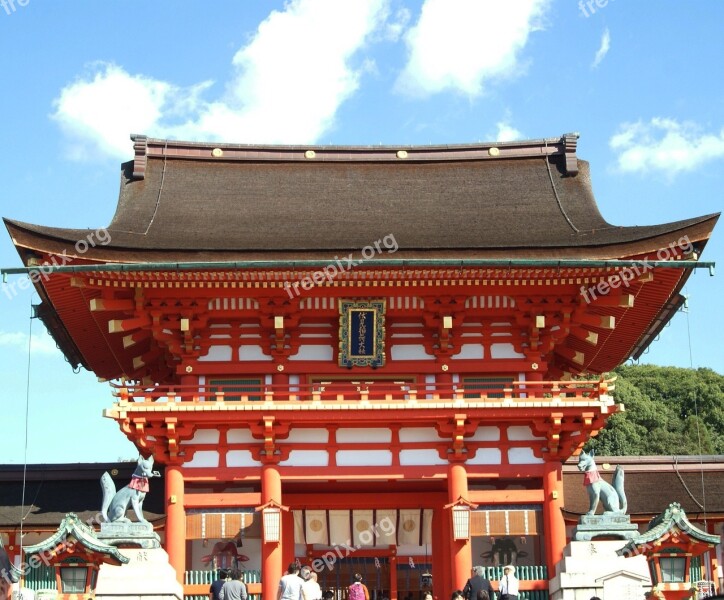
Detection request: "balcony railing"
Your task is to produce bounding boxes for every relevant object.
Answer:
[111,379,614,405]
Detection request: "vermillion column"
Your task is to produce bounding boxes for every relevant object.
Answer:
[437,371,453,398]
[543,460,566,576]
[272,371,289,400]
[389,552,398,600]
[262,464,283,600]
[448,462,472,590]
[433,507,452,600]
[165,464,186,584]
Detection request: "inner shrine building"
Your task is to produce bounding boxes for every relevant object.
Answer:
[3,133,718,600]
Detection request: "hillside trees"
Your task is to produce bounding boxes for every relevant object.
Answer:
[586,364,724,455]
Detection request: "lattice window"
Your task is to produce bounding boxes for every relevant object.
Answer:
[209,378,262,401]
[463,376,514,399]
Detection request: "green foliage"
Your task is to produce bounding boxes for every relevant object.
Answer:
[587,364,724,456]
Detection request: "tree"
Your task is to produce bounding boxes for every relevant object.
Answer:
[586,365,724,456]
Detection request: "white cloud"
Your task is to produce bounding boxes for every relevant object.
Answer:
[0,330,59,355]
[610,118,724,176]
[52,0,390,160]
[591,28,610,69]
[493,121,524,142]
[395,0,549,97]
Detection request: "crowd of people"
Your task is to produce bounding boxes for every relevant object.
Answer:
[209,563,706,600]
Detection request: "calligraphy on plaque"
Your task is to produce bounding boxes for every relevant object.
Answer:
[338,300,386,368]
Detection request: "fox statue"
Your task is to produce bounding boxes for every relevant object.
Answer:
[101,455,160,523]
[577,449,627,515]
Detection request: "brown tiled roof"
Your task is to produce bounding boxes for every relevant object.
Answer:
[3,135,718,260]
[562,456,724,518]
[0,463,165,529]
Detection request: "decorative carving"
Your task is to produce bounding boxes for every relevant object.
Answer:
[562,132,579,175]
[131,134,148,180]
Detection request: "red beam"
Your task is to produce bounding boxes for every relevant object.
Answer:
[183,492,261,508]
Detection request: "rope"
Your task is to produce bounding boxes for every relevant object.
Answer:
[672,456,705,511]
[19,298,35,583]
[683,288,707,527]
[143,138,168,235]
[544,139,579,233]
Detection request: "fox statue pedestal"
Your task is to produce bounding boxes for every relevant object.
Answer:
[573,513,639,541]
[548,540,650,600]
[95,547,183,600]
[97,521,161,549]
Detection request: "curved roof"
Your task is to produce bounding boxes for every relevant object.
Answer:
[23,512,129,564]
[4,134,718,261]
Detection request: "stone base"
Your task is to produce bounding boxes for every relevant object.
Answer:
[97,521,161,549]
[549,540,651,600]
[95,547,183,600]
[573,513,639,541]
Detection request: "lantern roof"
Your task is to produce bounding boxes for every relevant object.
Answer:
[23,512,129,565]
[617,502,720,557]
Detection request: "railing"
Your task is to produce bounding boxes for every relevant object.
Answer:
[184,569,261,600]
[21,564,57,591]
[112,378,614,405]
[482,565,548,581]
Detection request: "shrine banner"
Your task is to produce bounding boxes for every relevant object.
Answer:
[352,509,375,547]
[305,510,329,545]
[397,508,424,546]
[293,510,306,544]
[375,509,397,546]
[329,510,352,546]
[339,300,386,368]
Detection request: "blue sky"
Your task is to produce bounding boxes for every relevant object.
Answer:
[0,0,722,464]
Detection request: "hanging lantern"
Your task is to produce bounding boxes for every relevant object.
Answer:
[255,500,289,544]
[444,496,479,542]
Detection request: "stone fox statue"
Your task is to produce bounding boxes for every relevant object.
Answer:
[577,449,627,515]
[101,455,160,523]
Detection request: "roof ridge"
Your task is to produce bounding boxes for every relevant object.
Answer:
[128,132,581,179]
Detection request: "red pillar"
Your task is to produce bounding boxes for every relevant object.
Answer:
[282,508,295,568]
[272,371,289,400]
[433,507,452,600]
[437,371,453,398]
[543,460,566,577]
[262,464,283,600]
[165,465,186,584]
[448,462,472,591]
[389,551,398,600]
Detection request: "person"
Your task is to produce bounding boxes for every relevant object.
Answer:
[348,573,370,600]
[210,568,229,600]
[423,594,433,600]
[497,565,519,600]
[476,591,490,600]
[278,562,304,600]
[321,592,334,600]
[463,566,493,600]
[219,569,247,600]
[590,597,602,600]
[451,591,465,600]
[302,568,322,600]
